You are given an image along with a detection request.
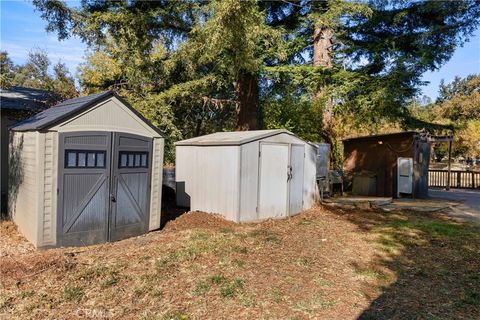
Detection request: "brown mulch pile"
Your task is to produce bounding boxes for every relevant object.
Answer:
[163,211,238,232]
[0,221,34,257]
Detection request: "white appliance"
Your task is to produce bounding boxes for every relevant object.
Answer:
[397,157,413,197]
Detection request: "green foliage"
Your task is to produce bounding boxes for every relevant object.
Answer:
[434,75,480,122]
[32,0,480,164]
[133,94,183,163]
[52,62,77,99]
[0,51,14,89]
[219,278,244,298]
[194,0,285,77]
[2,49,77,99]
[408,74,480,157]
[62,286,84,302]
[192,279,210,296]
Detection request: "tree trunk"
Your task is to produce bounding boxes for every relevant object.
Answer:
[235,71,260,131]
[313,25,334,146]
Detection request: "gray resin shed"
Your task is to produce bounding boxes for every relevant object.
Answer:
[9,91,164,248]
[175,130,319,222]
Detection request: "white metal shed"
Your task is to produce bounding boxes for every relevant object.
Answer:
[9,91,164,248]
[175,130,319,222]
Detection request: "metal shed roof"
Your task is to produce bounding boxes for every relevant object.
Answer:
[0,86,59,111]
[10,90,163,135]
[175,129,300,146]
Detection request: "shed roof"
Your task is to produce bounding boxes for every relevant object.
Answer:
[175,129,301,146]
[0,86,59,112]
[10,90,163,135]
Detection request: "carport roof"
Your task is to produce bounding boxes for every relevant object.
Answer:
[175,129,297,146]
[10,90,163,135]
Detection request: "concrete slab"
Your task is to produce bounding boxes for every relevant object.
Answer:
[324,189,480,224]
[324,196,392,207]
[390,198,452,212]
[428,189,480,224]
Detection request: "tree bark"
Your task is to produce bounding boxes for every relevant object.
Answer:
[235,71,260,131]
[313,25,334,146]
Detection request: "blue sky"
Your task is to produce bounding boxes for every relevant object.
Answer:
[1,0,479,100]
[1,1,85,77]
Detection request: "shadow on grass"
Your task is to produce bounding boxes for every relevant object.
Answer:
[332,209,480,319]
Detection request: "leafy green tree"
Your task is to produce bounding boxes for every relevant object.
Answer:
[6,49,77,99]
[408,75,480,158]
[434,75,480,122]
[193,0,284,130]
[12,50,52,90]
[434,75,480,157]
[52,61,77,99]
[0,51,15,89]
[33,0,225,161]
[33,0,285,131]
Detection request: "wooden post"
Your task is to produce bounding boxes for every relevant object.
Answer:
[446,140,452,191]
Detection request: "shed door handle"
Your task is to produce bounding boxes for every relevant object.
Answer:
[287,166,293,181]
[110,194,116,202]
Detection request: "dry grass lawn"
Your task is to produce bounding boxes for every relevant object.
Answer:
[1,206,479,319]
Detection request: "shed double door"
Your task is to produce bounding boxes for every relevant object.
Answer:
[257,143,305,219]
[57,131,152,247]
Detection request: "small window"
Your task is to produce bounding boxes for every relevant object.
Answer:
[96,152,105,167]
[67,152,76,167]
[65,150,106,168]
[119,151,148,168]
[120,154,127,167]
[87,153,96,167]
[78,152,86,167]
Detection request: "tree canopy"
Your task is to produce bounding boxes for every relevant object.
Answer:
[31,0,480,163]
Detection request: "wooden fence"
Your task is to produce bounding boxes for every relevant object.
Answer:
[429,170,480,189]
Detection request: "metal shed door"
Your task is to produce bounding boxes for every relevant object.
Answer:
[289,144,305,215]
[258,143,289,219]
[109,133,152,241]
[57,132,111,247]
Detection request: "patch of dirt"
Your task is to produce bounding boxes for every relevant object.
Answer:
[0,251,75,286]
